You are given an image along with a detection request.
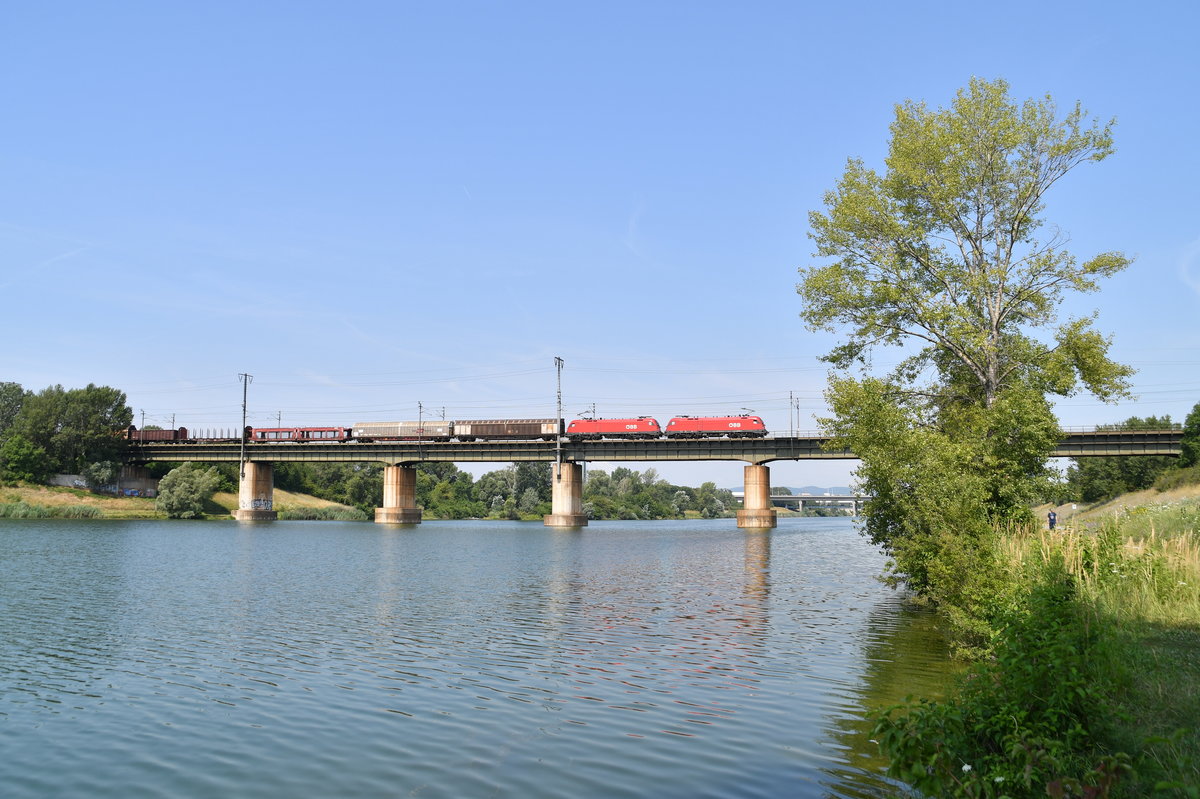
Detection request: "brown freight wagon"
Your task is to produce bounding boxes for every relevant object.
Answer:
[126,425,189,442]
[451,419,560,441]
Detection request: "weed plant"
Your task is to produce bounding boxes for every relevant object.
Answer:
[276,505,369,521]
[0,502,103,518]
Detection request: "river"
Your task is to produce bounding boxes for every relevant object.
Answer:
[0,517,952,798]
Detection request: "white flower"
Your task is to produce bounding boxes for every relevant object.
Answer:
[994,776,1005,783]
[962,764,972,773]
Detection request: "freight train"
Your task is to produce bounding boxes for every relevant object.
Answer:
[126,414,767,444]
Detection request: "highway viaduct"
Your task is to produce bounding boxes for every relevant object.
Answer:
[127,428,1184,530]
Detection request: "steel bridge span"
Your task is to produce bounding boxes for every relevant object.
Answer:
[125,428,1183,529]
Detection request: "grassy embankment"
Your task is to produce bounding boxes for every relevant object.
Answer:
[0,483,359,520]
[876,476,1200,797]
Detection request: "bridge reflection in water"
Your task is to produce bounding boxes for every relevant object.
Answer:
[127,429,1183,529]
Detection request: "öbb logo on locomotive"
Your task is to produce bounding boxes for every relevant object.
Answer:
[127,415,768,444]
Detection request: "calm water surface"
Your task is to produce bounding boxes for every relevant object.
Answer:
[0,517,952,798]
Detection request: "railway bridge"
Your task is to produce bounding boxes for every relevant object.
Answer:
[126,428,1184,529]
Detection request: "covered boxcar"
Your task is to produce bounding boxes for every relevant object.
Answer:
[352,421,452,441]
[452,418,560,441]
[566,417,662,440]
[664,415,767,438]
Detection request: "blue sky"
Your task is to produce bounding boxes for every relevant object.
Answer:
[3,2,1198,489]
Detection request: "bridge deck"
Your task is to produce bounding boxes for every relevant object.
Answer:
[127,429,1183,464]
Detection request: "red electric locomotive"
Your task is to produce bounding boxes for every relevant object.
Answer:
[664,415,767,438]
[565,417,662,440]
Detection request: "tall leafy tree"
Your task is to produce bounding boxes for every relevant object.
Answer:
[797,79,1132,602]
[1180,400,1200,469]
[0,381,26,441]
[9,383,133,474]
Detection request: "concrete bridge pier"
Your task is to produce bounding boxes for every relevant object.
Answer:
[737,464,777,529]
[234,461,277,521]
[376,464,423,524]
[544,462,587,527]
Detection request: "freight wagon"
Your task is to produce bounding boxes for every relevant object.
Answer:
[126,425,190,442]
[352,421,452,442]
[249,427,353,442]
[451,419,560,441]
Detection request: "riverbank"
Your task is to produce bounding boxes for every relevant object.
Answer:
[877,493,1200,796]
[0,483,355,520]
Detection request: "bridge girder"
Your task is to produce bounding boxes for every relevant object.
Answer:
[126,430,1183,465]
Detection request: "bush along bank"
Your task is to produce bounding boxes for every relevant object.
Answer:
[873,513,1200,797]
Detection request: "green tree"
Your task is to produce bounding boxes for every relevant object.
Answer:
[81,460,120,489]
[1180,401,1200,469]
[155,462,222,519]
[0,381,26,441]
[475,468,514,514]
[0,434,52,483]
[797,79,1132,609]
[10,383,133,474]
[799,78,1132,411]
[514,462,552,504]
[517,487,542,514]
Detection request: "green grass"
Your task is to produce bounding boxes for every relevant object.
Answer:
[0,502,104,519]
[277,505,369,521]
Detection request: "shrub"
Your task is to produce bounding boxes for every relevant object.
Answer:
[155,462,222,519]
[873,559,1126,797]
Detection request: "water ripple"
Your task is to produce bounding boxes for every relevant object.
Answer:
[0,517,952,797]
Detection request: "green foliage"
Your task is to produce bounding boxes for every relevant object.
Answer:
[799,77,1132,408]
[7,383,133,475]
[1155,464,1200,493]
[874,560,1126,797]
[81,460,119,489]
[0,434,53,483]
[155,462,222,519]
[0,381,26,441]
[0,502,102,518]
[1180,402,1200,469]
[581,468,705,520]
[1067,416,1178,502]
[822,375,1055,623]
[277,505,368,521]
[799,79,1131,638]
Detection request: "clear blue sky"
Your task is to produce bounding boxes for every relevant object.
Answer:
[3,2,1198,489]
